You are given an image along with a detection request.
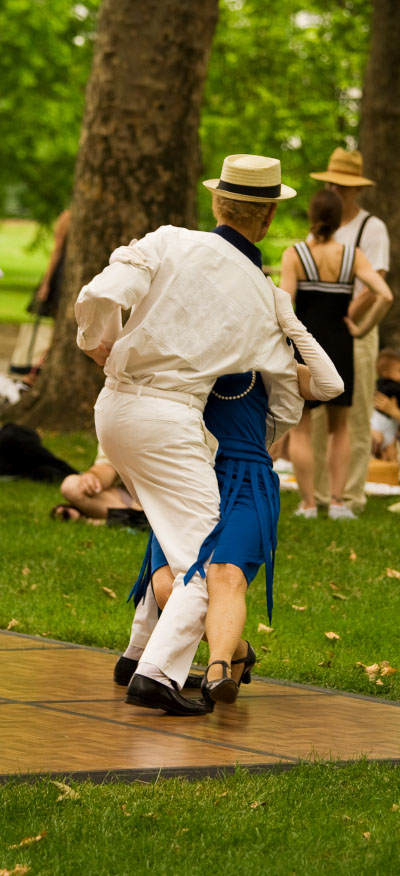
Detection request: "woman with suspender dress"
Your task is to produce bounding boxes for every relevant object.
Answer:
[280,190,393,521]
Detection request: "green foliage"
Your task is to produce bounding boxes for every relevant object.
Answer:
[199,0,372,245]
[1,0,371,234]
[0,0,100,224]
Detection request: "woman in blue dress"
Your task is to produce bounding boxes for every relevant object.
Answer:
[116,200,344,708]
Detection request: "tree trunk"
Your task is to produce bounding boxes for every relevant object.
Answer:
[360,0,400,347]
[16,0,218,429]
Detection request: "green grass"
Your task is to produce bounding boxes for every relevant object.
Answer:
[0,220,50,322]
[1,431,399,700]
[1,763,400,875]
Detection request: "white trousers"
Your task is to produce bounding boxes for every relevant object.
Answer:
[94,386,220,687]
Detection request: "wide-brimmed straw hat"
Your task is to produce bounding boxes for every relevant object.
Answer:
[310,148,375,187]
[203,154,297,202]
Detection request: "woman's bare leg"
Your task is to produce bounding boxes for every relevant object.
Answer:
[152,565,174,610]
[289,407,316,509]
[205,563,247,682]
[326,406,350,503]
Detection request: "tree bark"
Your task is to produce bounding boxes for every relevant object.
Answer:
[360,0,400,347]
[15,0,218,429]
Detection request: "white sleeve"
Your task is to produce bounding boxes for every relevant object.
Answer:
[75,228,165,350]
[361,217,390,273]
[258,286,304,441]
[269,279,344,402]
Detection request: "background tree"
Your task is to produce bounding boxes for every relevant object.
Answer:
[16,0,218,429]
[0,0,100,225]
[360,0,400,347]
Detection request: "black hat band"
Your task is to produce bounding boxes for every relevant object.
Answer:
[216,180,281,198]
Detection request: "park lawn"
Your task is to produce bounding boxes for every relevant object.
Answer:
[0,220,50,322]
[1,763,400,876]
[1,431,400,700]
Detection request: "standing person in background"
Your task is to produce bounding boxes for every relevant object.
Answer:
[31,209,71,318]
[280,189,392,519]
[309,149,390,513]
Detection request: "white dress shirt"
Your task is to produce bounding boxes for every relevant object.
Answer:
[75,225,304,439]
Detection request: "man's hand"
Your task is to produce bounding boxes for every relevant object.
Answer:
[80,472,103,496]
[374,392,400,421]
[84,341,111,366]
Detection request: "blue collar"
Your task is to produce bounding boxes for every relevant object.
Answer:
[211,225,263,272]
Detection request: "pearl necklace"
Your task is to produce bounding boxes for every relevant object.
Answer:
[211,370,256,401]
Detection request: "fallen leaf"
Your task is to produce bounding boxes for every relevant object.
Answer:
[250,800,266,809]
[325,631,340,641]
[143,812,158,818]
[21,568,30,576]
[349,550,357,561]
[178,828,189,834]
[0,867,31,875]
[363,832,370,840]
[6,618,19,631]
[376,679,384,686]
[214,791,229,804]
[257,623,274,633]
[392,803,399,811]
[9,832,46,849]
[291,604,307,611]
[51,781,80,801]
[30,583,37,591]
[102,587,117,599]
[328,582,339,591]
[380,665,398,676]
[386,568,400,579]
[260,646,271,653]
[332,592,348,601]
[121,804,131,816]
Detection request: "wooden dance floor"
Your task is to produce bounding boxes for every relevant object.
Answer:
[1,631,399,782]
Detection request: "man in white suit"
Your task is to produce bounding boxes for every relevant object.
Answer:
[75,154,303,715]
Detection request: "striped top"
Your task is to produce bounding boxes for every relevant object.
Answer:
[294,240,355,295]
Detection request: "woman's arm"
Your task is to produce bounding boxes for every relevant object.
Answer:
[280,247,299,303]
[345,251,393,338]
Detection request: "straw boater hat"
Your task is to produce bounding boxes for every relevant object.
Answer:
[203,154,296,202]
[310,148,375,187]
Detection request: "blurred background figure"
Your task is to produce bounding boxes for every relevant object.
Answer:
[370,348,400,461]
[29,208,71,318]
[309,149,390,513]
[280,189,392,520]
[52,444,148,528]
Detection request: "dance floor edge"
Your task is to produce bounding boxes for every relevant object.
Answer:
[1,630,399,781]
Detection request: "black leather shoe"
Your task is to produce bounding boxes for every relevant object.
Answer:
[184,673,203,689]
[114,655,138,686]
[114,655,203,689]
[126,674,213,716]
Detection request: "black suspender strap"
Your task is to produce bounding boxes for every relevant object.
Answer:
[355,214,371,248]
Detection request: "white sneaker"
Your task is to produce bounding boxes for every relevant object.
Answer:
[328,504,356,520]
[294,504,318,519]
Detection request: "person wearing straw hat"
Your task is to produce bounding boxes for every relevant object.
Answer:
[309,148,391,513]
[76,153,340,715]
